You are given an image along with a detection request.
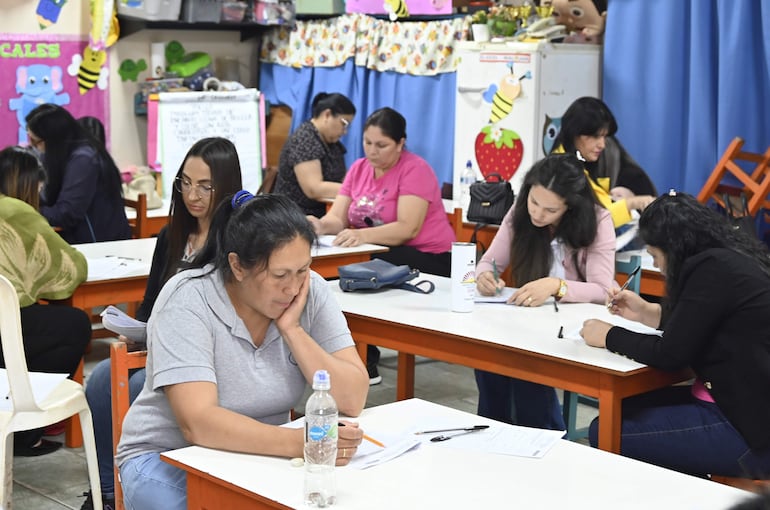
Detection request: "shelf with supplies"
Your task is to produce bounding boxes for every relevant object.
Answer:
[117,14,269,42]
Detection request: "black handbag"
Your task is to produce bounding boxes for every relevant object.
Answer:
[467,173,514,225]
[337,259,435,294]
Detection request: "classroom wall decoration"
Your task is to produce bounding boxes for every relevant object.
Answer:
[36,0,68,29]
[1,34,109,147]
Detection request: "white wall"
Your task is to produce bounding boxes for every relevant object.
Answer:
[1,0,260,169]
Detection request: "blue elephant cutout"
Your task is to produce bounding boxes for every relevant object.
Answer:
[8,64,71,145]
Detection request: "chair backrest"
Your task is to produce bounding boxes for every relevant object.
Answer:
[124,193,149,239]
[615,254,643,295]
[697,137,770,216]
[0,275,40,413]
[110,341,147,510]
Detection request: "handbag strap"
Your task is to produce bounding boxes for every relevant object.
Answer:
[484,173,506,183]
[394,279,435,294]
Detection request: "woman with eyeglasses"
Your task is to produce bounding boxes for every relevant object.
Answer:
[80,137,243,510]
[308,107,456,385]
[274,92,356,218]
[25,104,131,243]
[0,145,90,457]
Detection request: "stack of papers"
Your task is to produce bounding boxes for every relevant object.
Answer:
[101,305,147,342]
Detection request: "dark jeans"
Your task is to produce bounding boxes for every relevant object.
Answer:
[588,385,770,478]
[368,246,451,367]
[474,370,566,431]
[85,359,146,494]
[1,304,91,449]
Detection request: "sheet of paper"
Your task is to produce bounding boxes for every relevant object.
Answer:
[86,256,145,280]
[474,287,515,303]
[101,305,147,342]
[422,425,564,459]
[0,369,68,411]
[564,314,662,341]
[317,235,337,247]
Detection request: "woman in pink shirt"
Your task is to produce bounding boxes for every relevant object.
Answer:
[309,107,456,384]
[475,154,616,430]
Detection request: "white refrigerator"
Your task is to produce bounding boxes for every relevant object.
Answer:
[453,40,601,217]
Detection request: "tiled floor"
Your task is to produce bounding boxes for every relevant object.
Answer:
[10,340,597,510]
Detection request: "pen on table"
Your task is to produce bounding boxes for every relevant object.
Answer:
[607,265,642,309]
[557,326,564,339]
[107,255,141,261]
[413,425,489,435]
[553,299,559,312]
[338,422,385,448]
[492,259,501,295]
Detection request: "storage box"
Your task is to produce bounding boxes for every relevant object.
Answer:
[296,0,344,15]
[118,0,183,21]
[254,1,295,25]
[346,0,453,17]
[180,0,221,22]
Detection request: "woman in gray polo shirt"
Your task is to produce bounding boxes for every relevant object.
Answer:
[116,192,369,510]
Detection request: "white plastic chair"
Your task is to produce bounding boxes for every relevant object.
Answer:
[0,274,102,509]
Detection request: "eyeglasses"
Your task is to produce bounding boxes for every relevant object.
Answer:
[339,117,350,131]
[174,177,214,198]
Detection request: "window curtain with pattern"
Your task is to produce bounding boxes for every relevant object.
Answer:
[259,13,471,187]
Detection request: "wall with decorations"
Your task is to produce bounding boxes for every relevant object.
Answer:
[0,0,260,169]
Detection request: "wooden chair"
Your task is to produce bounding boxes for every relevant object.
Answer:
[696,137,770,215]
[709,475,770,493]
[124,193,149,239]
[562,255,643,441]
[110,341,148,510]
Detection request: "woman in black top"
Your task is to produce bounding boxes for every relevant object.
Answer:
[25,104,131,243]
[581,192,770,478]
[274,92,356,218]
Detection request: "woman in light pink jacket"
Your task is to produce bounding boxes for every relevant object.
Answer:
[475,154,616,430]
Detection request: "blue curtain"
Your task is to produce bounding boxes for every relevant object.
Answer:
[603,0,770,195]
[260,61,457,187]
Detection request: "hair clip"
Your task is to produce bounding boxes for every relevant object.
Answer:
[668,189,677,196]
[231,190,255,209]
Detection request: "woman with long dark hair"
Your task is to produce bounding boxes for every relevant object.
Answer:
[582,192,770,479]
[80,137,243,510]
[475,154,616,429]
[25,104,130,243]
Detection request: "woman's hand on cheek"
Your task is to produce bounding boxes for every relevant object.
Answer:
[275,272,310,334]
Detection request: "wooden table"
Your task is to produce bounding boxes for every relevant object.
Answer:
[161,399,749,510]
[329,276,690,454]
[125,196,171,238]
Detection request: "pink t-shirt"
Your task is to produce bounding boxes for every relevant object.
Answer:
[339,150,455,254]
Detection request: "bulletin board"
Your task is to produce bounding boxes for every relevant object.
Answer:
[152,89,266,197]
[0,34,109,148]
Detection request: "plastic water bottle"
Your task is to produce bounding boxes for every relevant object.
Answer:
[304,370,338,507]
[459,160,476,216]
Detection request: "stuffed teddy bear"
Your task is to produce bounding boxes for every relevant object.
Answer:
[549,0,607,44]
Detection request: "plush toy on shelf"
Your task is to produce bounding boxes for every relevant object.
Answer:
[549,0,606,44]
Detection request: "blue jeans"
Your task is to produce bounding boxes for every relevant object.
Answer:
[120,452,187,510]
[588,385,770,478]
[474,370,566,430]
[85,359,146,494]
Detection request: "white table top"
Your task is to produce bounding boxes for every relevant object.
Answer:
[124,196,171,220]
[311,242,388,259]
[162,399,750,509]
[74,238,156,282]
[328,275,650,373]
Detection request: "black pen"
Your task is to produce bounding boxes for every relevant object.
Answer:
[557,326,564,339]
[414,425,489,435]
[553,299,559,312]
[608,265,642,308]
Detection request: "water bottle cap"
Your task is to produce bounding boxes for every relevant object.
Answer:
[466,160,472,167]
[312,369,331,390]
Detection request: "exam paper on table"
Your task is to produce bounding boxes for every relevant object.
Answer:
[474,287,515,303]
[86,257,145,280]
[424,425,565,459]
[0,369,68,411]
[317,235,337,247]
[564,314,663,342]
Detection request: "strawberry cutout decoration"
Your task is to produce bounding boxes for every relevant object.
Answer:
[474,125,523,182]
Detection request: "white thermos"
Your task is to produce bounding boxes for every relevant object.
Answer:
[451,242,476,312]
